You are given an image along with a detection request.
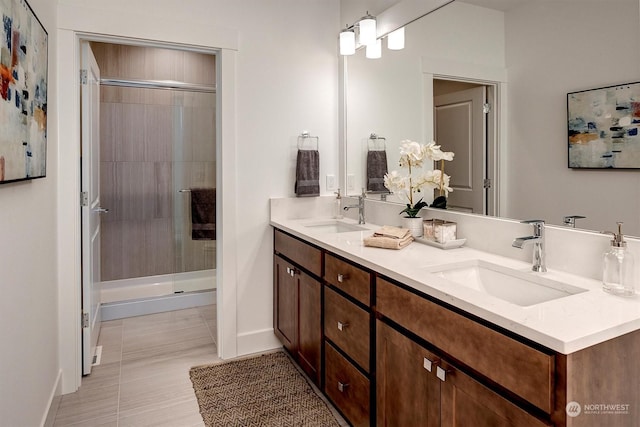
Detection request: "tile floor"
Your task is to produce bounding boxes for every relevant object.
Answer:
[52,306,218,426]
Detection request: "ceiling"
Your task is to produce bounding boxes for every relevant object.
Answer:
[456,0,528,12]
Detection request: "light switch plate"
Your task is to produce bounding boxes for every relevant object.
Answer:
[347,174,355,191]
[326,174,336,191]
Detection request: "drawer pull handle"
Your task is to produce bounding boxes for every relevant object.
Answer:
[337,273,349,283]
[436,366,451,382]
[286,267,291,275]
[337,381,349,393]
[423,357,439,372]
[337,321,349,331]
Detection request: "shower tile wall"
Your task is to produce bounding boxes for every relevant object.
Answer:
[92,43,216,281]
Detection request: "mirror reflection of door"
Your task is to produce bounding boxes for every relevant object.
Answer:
[434,79,495,214]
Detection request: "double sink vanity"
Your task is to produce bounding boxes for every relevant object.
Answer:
[271,200,640,427]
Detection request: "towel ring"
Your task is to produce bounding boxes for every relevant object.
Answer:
[368,133,386,151]
[297,131,319,150]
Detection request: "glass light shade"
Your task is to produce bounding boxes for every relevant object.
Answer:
[387,27,405,50]
[339,30,356,55]
[358,16,377,46]
[366,39,382,59]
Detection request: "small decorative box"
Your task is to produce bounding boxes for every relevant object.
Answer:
[423,219,457,243]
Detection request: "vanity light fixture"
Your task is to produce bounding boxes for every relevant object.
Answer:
[358,12,377,46]
[339,27,356,55]
[387,27,405,50]
[366,39,382,59]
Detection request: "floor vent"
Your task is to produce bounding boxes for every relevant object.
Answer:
[92,345,103,366]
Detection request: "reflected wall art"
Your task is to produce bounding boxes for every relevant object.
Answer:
[0,0,47,184]
[568,82,640,169]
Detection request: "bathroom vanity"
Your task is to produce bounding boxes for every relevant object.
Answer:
[272,212,640,427]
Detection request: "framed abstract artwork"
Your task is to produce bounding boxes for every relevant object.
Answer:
[568,82,640,169]
[0,0,48,184]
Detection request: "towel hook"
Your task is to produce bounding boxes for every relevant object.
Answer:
[297,131,319,151]
[368,133,386,151]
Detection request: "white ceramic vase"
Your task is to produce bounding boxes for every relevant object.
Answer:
[401,216,423,237]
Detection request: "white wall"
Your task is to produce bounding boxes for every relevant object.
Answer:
[506,0,640,235]
[55,0,340,394]
[0,0,60,425]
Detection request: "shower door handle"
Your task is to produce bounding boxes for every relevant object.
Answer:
[93,207,109,214]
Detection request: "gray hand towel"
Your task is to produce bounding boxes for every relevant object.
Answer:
[367,150,388,192]
[295,149,320,197]
[191,188,216,240]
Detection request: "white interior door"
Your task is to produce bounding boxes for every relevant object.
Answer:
[81,42,103,375]
[434,86,486,213]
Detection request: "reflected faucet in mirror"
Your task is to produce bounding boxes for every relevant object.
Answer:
[513,220,547,273]
[563,215,586,228]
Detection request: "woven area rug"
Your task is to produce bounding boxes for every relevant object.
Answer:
[189,351,341,426]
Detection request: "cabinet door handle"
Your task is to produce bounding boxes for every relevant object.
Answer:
[436,366,451,382]
[423,357,439,372]
[337,321,349,331]
[337,381,349,393]
[337,273,349,283]
[286,267,291,275]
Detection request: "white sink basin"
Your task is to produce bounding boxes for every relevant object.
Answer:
[303,220,368,234]
[427,259,588,307]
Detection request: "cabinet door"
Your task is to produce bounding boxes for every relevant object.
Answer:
[297,270,321,386]
[274,255,298,353]
[438,360,550,427]
[376,321,441,427]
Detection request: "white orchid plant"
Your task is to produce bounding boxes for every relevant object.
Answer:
[383,140,454,217]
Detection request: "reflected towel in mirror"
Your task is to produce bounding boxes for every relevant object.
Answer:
[366,150,388,192]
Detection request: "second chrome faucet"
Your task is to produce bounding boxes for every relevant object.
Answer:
[513,219,547,272]
[343,188,366,224]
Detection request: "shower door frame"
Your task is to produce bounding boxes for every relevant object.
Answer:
[57,12,239,394]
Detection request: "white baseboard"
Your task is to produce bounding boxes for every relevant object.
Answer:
[41,369,62,427]
[237,328,281,356]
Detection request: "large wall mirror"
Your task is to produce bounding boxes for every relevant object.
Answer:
[343,0,640,236]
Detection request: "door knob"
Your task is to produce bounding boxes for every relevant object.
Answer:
[337,381,349,393]
[337,321,349,331]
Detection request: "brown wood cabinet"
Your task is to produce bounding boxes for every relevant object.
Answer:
[272,228,640,427]
[323,253,373,425]
[273,254,298,353]
[325,342,370,427]
[273,230,322,385]
[377,320,549,427]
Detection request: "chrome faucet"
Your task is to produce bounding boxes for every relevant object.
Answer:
[512,219,547,272]
[343,188,366,224]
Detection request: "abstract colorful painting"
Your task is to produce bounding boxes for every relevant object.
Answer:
[0,0,47,184]
[568,82,640,169]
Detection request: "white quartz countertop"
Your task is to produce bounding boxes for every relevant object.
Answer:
[270,217,640,354]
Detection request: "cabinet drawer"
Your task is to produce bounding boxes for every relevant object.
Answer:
[324,287,370,372]
[325,342,370,427]
[324,252,370,305]
[274,229,322,277]
[376,277,555,414]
